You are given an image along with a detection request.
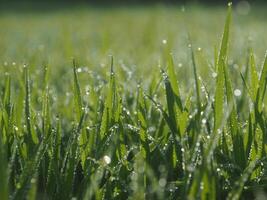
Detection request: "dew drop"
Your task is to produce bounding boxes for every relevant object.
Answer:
[212,72,217,78]
[234,89,242,97]
[31,178,36,184]
[103,155,111,165]
[159,178,167,187]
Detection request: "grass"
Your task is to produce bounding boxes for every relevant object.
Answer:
[1,3,267,199]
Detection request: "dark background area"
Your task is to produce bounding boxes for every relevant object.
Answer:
[0,0,265,13]
[0,0,265,5]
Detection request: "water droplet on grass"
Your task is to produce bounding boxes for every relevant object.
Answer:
[234,89,242,97]
[31,178,36,184]
[162,39,167,44]
[202,118,207,124]
[200,182,204,190]
[14,126,18,131]
[159,178,166,187]
[212,72,217,78]
[103,155,111,165]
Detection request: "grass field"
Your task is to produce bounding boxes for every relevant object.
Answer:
[1,3,267,199]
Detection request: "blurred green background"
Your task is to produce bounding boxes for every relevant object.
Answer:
[1,1,267,110]
[1,2,266,72]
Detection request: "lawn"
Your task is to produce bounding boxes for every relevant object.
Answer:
[1,3,267,199]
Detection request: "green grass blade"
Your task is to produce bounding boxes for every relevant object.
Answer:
[188,37,201,112]
[249,50,259,102]
[0,132,8,200]
[73,59,83,121]
[214,3,232,131]
[224,61,246,168]
[12,135,50,200]
[256,52,267,112]
[41,65,51,137]
[100,56,117,138]
[24,65,39,145]
[227,159,262,200]
[167,53,183,111]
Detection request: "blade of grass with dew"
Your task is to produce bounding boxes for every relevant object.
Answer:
[166,54,191,136]
[201,168,216,200]
[27,176,37,200]
[167,53,183,111]
[162,70,179,136]
[136,85,150,160]
[24,65,39,146]
[46,126,61,198]
[100,56,116,139]
[236,51,250,113]
[227,159,262,200]
[253,54,267,156]
[0,128,8,200]
[189,5,232,199]
[59,111,86,199]
[73,59,90,169]
[1,74,11,143]
[41,65,51,137]
[249,50,259,102]
[145,92,183,178]
[245,114,254,161]
[12,134,50,200]
[161,68,185,179]
[188,36,201,113]
[136,85,150,191]
[73,59,83,121]
[178,91,192,135]
[256,52,267,113]
[224,60,246,169]
[214,3,231,132]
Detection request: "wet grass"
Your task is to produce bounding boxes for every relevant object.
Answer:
[1,3,267,199]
